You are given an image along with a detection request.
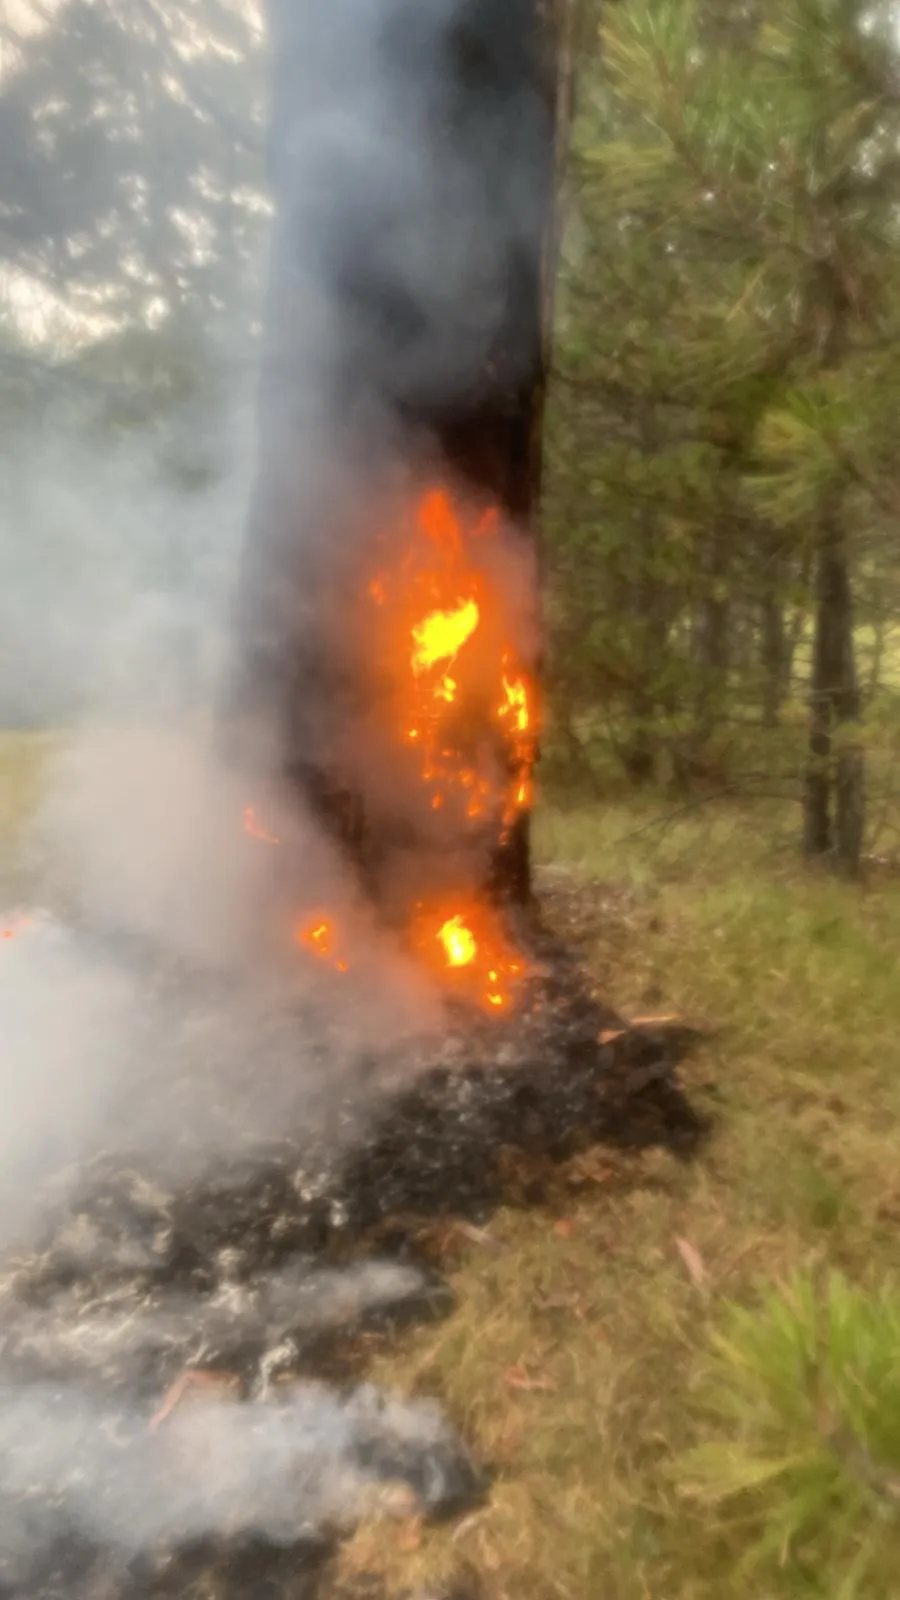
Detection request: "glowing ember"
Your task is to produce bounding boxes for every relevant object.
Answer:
[244,806,280,846]
[297,915,349,974]
[0,916,31,942]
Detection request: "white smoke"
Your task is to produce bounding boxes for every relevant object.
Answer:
[0,1380,473,1587]
[0,0,548,1569]
[0,0,547,1239]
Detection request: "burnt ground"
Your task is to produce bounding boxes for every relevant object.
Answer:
[0,893,706,1600]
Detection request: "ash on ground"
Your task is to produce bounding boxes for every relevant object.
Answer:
[0,901,703,1600]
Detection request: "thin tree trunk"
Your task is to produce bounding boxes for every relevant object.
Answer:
[802,258,864,876]
[783,544,813,701]
[868,615,886,701]
[760,593,785,729]
[685,510,731,782]
[760,535,787,729]
[803,501,864,875]
[622,407,667,786]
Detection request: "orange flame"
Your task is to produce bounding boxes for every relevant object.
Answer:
[244,806,280,846]
[501,671,530,735]
[1,915,31,942]
[296,915,350,974]
[368,486,537,848]
[262,484,537,1016]
[413,900,524,1013]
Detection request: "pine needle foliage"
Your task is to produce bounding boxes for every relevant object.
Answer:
[546,0,900,843]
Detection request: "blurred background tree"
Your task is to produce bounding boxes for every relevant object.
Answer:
[545,0,900,875]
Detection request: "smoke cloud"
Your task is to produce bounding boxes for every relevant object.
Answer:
[0,1379,477,1589]
[0,0,550,1225]
[0,0,550,1568]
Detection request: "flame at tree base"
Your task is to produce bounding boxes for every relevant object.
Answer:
[291,898,527,1014]
[246,482,537,1016]
[412,901,525,1013]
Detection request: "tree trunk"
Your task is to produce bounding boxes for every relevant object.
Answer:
[783,545,812,705]
[694,519,731,736]
[868,614,886,701]
[621,408,668,787]
[803,501,865,875]
[679,509,730,787]
[233,0,567,911]
[426,0,569,904]
[760,533,788,730]
[760,591,786,729]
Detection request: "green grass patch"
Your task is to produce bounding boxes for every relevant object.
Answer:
[680,1272,900,1598]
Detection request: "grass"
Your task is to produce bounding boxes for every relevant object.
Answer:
[4,740,900,1596]
[0,729,61,900]
[332,800,900,1599]
[0,729,56,838]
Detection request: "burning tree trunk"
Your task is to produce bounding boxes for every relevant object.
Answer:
[233,0,568,927]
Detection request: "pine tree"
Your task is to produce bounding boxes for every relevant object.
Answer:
[547,0,900,872]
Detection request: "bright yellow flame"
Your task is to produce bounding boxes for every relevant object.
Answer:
[411,598,479,674]
[438,914,477,968]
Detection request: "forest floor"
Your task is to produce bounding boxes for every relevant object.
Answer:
[3,734,900,1597]
[336,800,900,1599]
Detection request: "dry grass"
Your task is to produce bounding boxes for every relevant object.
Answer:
[0,730,56,836]
[3,739,900,1596]
[332,800,900,1599]
[0,729,61,897]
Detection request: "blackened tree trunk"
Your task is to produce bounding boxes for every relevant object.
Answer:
[426,0,568,905]
[235,0,567,912]
[803,498,865,875]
